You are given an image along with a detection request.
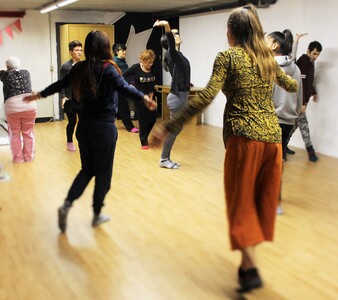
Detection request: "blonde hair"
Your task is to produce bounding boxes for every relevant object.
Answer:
[139,49,155,62]
[227,4,276,82]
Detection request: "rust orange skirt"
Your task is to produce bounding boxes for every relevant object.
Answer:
[224,136,282,250]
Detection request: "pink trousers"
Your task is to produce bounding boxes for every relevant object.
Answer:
[6,109,37,163]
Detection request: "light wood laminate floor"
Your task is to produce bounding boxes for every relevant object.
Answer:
[0,120,337,300]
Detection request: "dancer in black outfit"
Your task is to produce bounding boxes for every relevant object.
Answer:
[60,40,82,151]
[24,31,156,232]
[123,50,158,149]
[112,43,139,133]
[153,20,191,168]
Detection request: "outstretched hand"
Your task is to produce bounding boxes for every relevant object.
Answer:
[23,92,39,102]
[149,124,168,148]
[143,93,157,111]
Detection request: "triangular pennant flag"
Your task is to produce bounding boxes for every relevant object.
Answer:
[0,31,2,46]
[14,19,22,32]
[5,26,13,39]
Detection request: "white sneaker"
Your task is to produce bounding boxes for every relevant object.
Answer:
[92,214,110,227]
[159,159,180,169]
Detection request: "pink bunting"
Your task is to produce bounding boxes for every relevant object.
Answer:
[5,25,13,39]
[0,18,23,46]
[14,19,22,32]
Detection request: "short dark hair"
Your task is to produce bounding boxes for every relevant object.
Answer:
[112,43,127,55]
[308,41,322,52]
[68,40,82,51]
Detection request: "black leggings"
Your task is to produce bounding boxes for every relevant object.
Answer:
[133,100,157,146]
[280,123,293,160]
[117,92,134,131]
[65,111,79,142]
[66,120,118,214]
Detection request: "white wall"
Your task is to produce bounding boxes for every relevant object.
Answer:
[0,9,124,120]
[181,0,338,158]
[0,11,51,120]
[0,0,337,157]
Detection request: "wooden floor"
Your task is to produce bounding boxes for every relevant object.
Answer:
[0,120,337,300]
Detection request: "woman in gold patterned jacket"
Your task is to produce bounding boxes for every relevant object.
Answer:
[152,4,298,293]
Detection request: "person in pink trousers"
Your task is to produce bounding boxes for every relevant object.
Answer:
[0,57,37,163]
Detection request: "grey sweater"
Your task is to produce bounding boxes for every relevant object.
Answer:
[273,55,303,125]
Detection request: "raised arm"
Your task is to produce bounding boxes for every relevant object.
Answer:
[153,19,171,32]
[291,33,308,61]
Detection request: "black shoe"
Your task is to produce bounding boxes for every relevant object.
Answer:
[237,268,246,287]
[58,201,71,233]
[286,147,295,155]
[237,268,263,293]
[306,145,319,162]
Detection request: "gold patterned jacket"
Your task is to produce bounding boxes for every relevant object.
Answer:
[165,46,298,146]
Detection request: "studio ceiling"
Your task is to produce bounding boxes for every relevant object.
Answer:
[0,0,242,15]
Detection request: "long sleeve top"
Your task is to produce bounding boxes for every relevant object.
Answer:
[59,59,81,111]
[296,54,316,105]
[40,61,145,122]
[165,46,298,146]
[59,59,73,99]
[123,63,157,95]
[164,32,191,94]
[0,69,32,101]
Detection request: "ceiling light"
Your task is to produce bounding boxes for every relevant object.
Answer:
[40,0,79,14]
[40,4,58,13]
[56,0,79,8]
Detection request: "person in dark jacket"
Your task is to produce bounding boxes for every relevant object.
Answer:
[60,40,82,151]
[24,31,156,232]
[288,40,322,162]
[153,20,191,169]
[112,43,139,133]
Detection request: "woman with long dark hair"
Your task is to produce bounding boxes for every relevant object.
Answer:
[25,31,156,232]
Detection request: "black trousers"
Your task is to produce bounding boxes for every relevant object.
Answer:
[280,123,293,160]
[65,110,79,142]
[133,100,157,146]
[66,119,118,214]
[117,92,134,131]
